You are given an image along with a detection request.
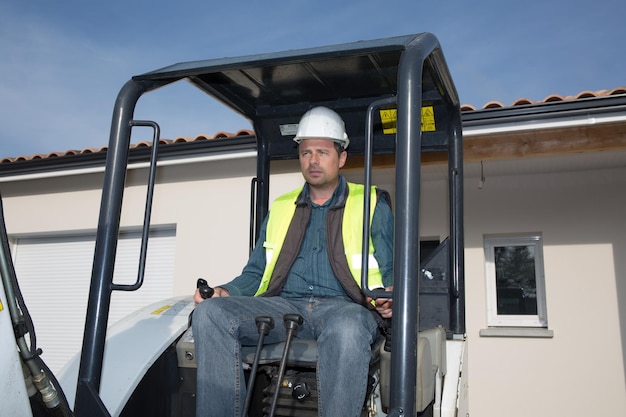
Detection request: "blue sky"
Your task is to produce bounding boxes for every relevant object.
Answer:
[1,0,624,159]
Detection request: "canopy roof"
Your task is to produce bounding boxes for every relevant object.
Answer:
[135,33,458,158]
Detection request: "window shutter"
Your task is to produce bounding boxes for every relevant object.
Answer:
[13,229,176,373]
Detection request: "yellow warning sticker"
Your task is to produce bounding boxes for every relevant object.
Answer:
[379,106,436,134]
[0,298,3,311]
[151,304,172,315]
[421,106,436,132]
[380,109,398,135]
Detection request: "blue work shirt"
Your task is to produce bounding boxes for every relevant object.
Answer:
[221,176,394,298]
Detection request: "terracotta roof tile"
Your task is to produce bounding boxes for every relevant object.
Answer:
[2,88,625,165]
[511,98,534,106]
[461,86,626,112]
[482,101,506,109]
[0,130,254,164]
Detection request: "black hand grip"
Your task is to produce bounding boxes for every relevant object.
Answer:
[283,313,304,330]
[196,278,214,299]
[255,316,275,335]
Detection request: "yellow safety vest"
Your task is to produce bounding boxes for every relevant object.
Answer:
[254,182,384,296]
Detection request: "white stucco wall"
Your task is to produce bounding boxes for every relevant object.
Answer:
[462,163,626,417]
[1,151,624,416]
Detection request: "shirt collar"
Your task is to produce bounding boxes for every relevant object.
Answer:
[297,175,347,209]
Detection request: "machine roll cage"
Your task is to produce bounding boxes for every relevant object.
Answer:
[76,33,465,417]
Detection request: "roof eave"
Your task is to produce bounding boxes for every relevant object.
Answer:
[462,94,626,136]
[0,135,257,182]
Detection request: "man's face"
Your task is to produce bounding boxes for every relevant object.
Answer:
[298,139,347,188]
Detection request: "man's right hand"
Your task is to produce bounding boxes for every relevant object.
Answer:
[193,286,230,305]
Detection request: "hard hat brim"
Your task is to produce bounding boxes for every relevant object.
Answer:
[292,136,350,149]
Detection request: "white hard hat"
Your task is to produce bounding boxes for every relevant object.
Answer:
[293,106,350,149]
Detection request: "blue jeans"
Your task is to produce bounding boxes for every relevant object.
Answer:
[192,296,380,417]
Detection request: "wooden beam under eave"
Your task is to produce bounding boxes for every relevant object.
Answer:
[463,121,626,162]
[344,121,626,169]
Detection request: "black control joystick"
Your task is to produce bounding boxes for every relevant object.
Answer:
[189,278,215,327]
[196,278,215,299]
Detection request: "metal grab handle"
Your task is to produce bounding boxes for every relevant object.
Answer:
[360,98,396,300]
[111,120,160,291]
[249,177,258,256]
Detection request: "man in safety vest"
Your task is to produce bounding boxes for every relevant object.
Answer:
[193,106,394,417]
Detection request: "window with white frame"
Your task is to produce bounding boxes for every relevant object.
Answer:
[484,233,548,327]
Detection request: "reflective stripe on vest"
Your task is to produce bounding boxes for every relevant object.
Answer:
[343,182,384,290]
[254,182,384,296]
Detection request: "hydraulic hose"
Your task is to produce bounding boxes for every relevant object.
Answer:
[0,194,73,417]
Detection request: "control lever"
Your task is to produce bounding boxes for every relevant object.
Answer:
[242,316,275,417]
[189,278,215,327]
[196,278,214,299]
[268,314,304,417]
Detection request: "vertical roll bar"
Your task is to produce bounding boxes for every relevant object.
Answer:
[74,78,165,417]
[389,33,442,417]
[386,32,464,417]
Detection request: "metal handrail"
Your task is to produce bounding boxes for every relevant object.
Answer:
[111,120,160,292]
[360,97,397,300]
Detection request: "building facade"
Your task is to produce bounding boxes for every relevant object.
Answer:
[1,90,625,416]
